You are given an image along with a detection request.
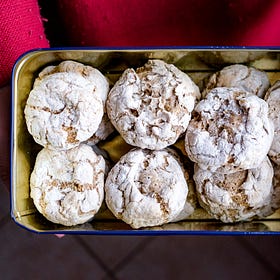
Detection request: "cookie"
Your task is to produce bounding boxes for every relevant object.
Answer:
[34,60,112,145]
[202,64,270,98]
[194,157,274,223]
[106,59,200,150]
[24,72,104,150]
[185,87,274,173]
[30,144,106,226]
[34,60,109,104]
[264,81,280,164]
[104,148,189,229]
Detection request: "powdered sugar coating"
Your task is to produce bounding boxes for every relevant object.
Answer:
[170,181,196,222]
[264,81,280,164]
[165,148,196,222]
[34,60,112,145]
[185,87,274,173]
[25,72,104,150]
[203,64,270,98]
[106,59,200,150]
[30,144,106,226]
[34,60,109,104]
[194,157,274,223]
[105,148,189,229]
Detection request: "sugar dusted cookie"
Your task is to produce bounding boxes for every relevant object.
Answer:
[105,148,189,228]
[194,157,274,223]
[30,144,105,226]
[34,60,109,104]
[34,60,112,145]
[185,87,274,173]
[264,81,280,164]
[106,59,200,150]
[25,72,104,150]
[203,64,270,98]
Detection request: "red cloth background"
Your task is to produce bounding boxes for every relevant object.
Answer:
[56,0,280,47]
[0,0,49,86]
[1,0,280,87]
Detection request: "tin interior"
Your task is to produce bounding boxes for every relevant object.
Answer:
[11,48,280,234]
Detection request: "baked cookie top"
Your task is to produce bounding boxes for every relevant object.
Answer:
[185,87,274,173]
[203,64,270,98]
[24,72,104,150]
[34,60,109,104]
[194,156,275,223]
[106,59,200,150]
[30,144,106,226]
[265,81,280,164]
[105,148,189,229]
[32,60,112,145]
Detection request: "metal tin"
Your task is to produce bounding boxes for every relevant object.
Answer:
[11,47,280,235]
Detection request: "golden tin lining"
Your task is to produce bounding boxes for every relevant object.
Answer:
[11,49,280,233]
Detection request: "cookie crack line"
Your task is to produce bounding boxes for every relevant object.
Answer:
[28,105,66,115]
[50,179,96,192]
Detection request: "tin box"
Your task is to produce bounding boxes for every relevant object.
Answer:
[11,47,280,234]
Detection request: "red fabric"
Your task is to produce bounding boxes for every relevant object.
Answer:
[56,0,280,47]
[1,0,280,87]
[0,0,49,86]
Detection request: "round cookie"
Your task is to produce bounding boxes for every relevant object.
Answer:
[105,148,189,229]
[202,64,270,98]
[34,60,109,104]
[194,157,274,223]
[25,72,104,150]
[30,144,106,226]
[264,81,280,164]
[34,60,113,145]
[185,87,274,173]
[106,59,200,150]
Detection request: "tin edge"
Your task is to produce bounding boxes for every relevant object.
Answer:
[10,47,280,235]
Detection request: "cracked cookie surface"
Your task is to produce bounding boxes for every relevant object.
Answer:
[30,144,106,226]
[265,81,280,164]
[203,64,270,98]
[25,72,103,150]
[104,148,189,228]
[106,59,200,150]
[185,87,274,173]
[194,157,275,223]
[34,60,109,104]
[33,60,113,145]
